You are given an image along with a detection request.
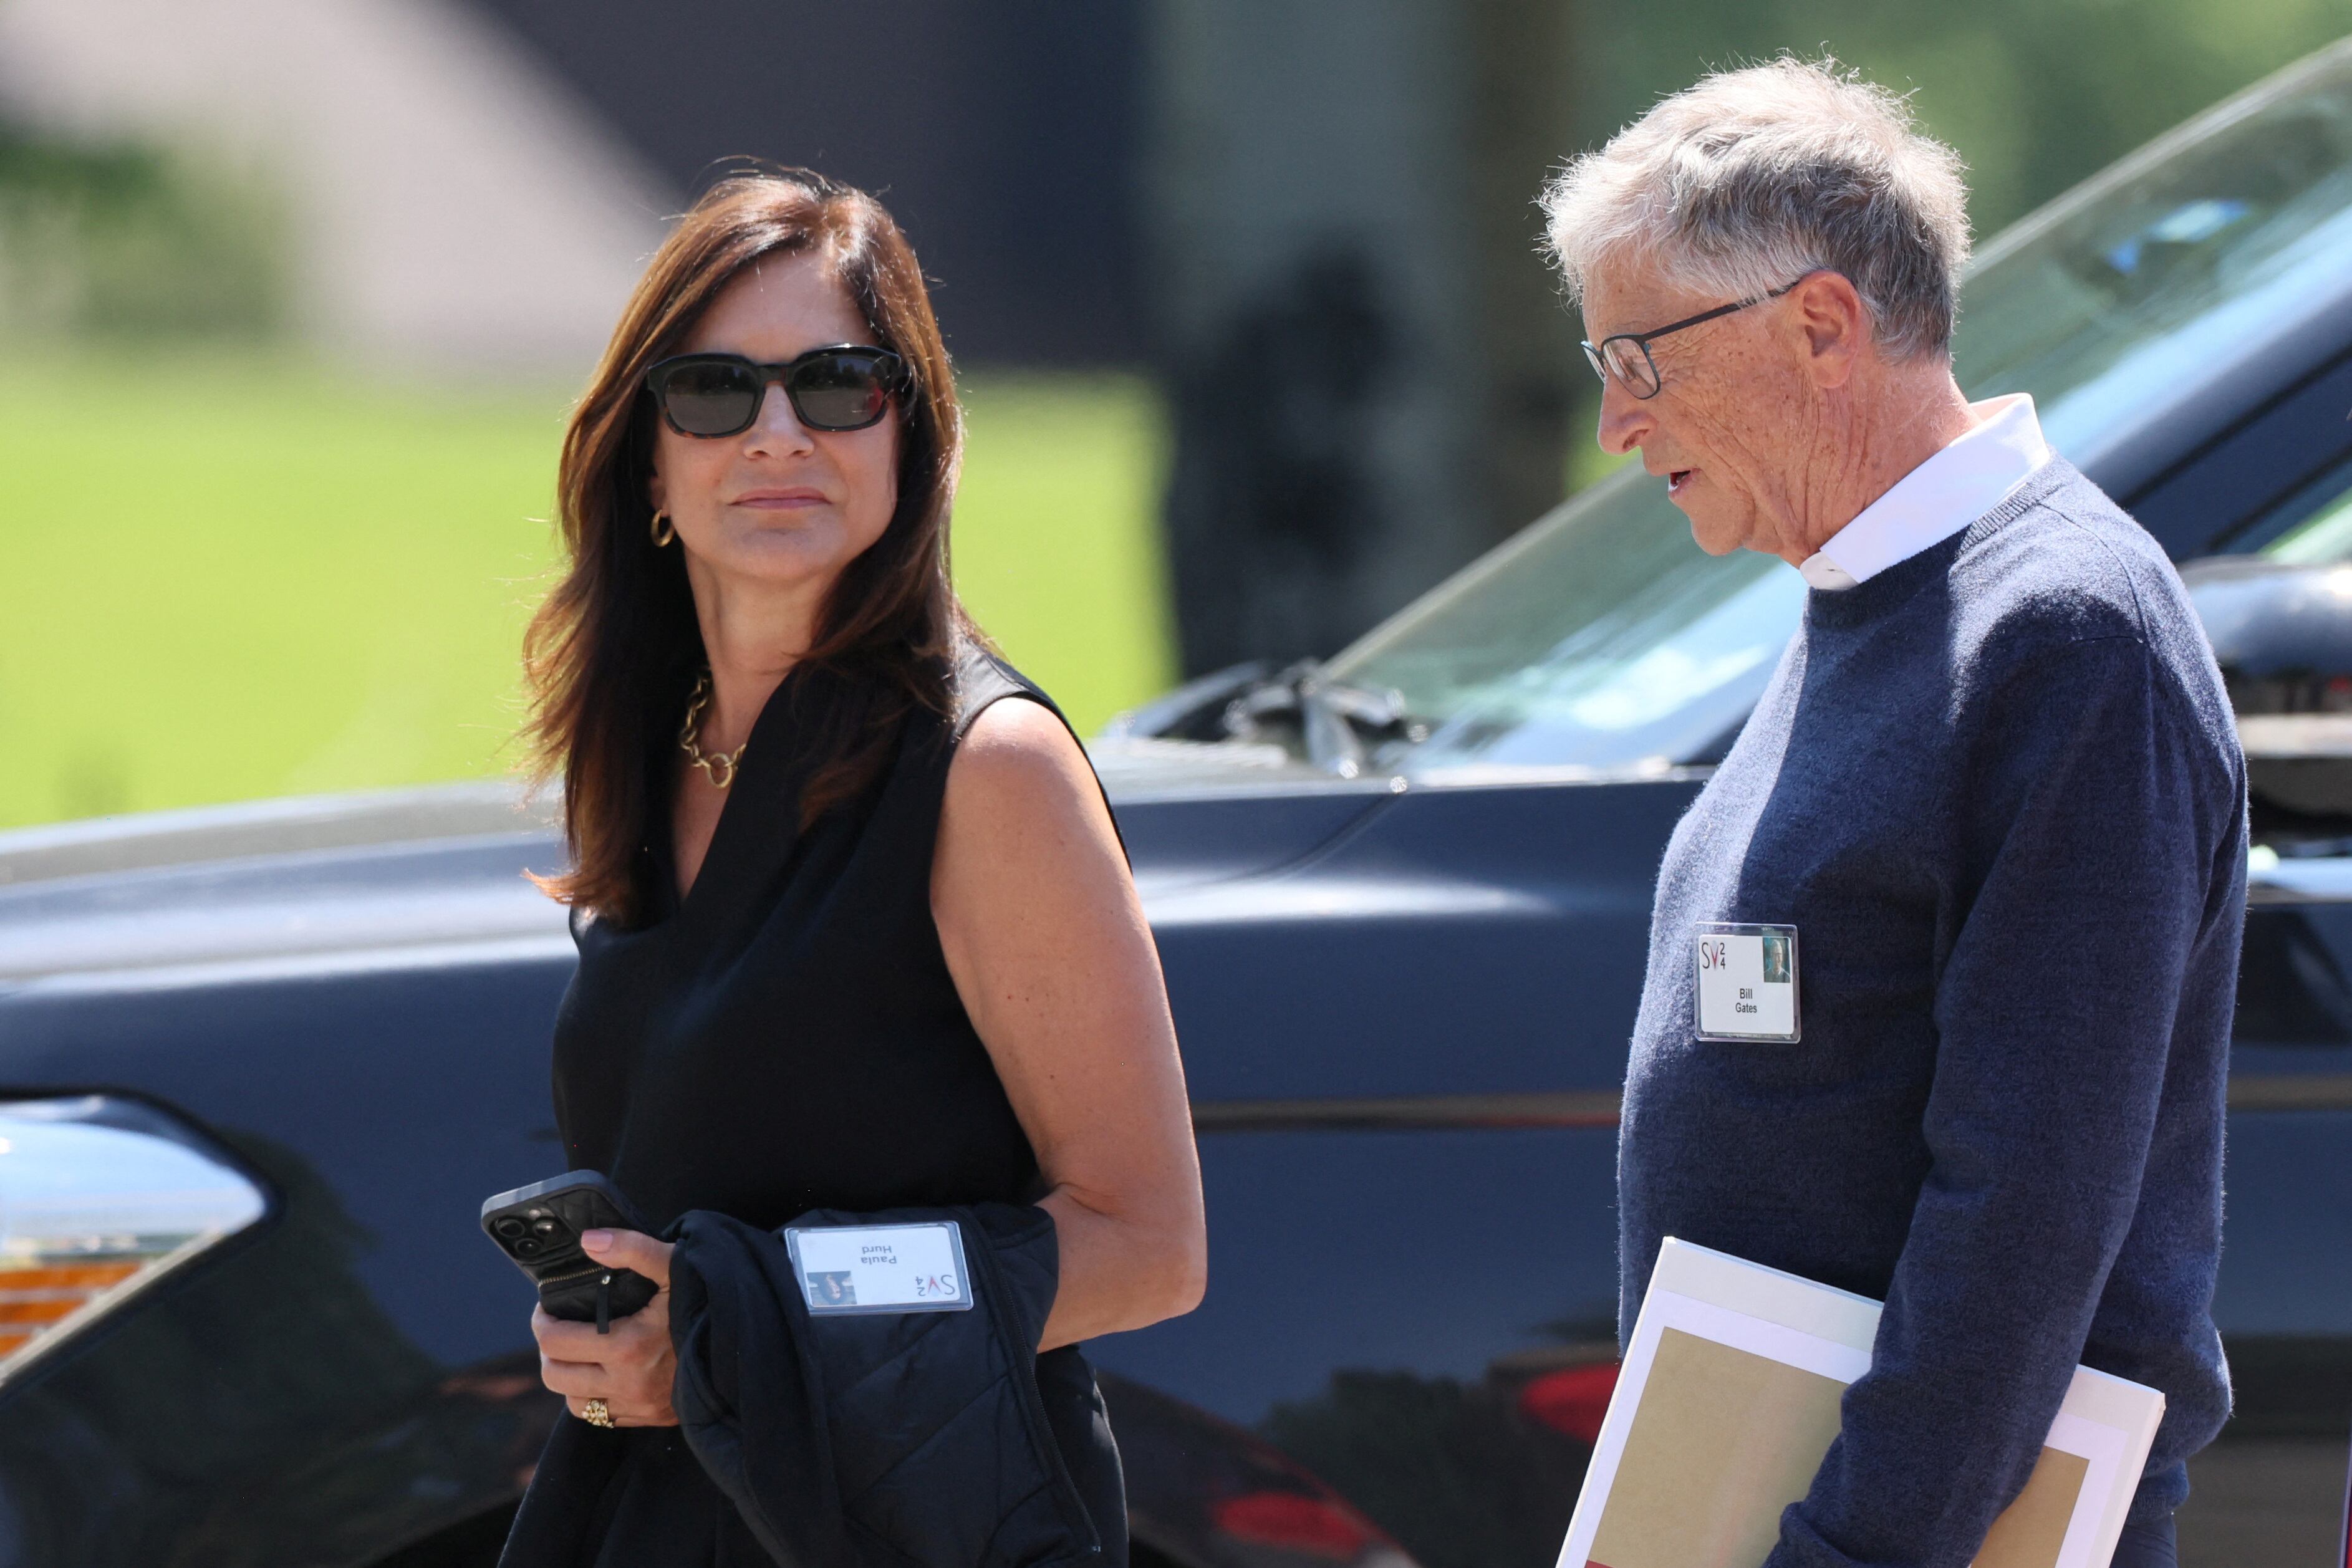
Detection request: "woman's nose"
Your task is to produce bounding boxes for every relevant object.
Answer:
[744,380,817,455]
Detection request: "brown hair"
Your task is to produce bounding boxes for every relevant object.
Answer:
[523,168,972,925]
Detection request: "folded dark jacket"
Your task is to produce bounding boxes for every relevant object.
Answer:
[667,1202,1102,1568]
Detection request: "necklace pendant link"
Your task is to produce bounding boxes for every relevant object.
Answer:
[680,670,748,791]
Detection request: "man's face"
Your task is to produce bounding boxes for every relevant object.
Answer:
[1580,262,1814,557]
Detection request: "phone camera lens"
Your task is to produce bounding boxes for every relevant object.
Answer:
[532,1219,563,1237]
[514,1237,544,1257]
[493,1217,528,1239]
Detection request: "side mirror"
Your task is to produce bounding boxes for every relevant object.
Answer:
[2181,558,2352,840]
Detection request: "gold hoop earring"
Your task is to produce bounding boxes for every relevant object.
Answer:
[650,509,675,547]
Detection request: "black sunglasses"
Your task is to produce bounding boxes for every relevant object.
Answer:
[1581,272,1818,400]
[643,346,907,437]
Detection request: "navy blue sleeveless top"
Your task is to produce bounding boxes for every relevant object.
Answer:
[504,644,1127,1568]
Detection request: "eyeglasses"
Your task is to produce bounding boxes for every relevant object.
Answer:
[1581,274,1815,400]
[643,346,907,437]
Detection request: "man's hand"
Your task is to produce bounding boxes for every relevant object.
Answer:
[531,1228,678,1427]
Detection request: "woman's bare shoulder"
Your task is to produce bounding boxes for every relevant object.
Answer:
[956,696,1087,781]
[941,697,1108,847]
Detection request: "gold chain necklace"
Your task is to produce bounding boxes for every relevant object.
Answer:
[678,671,748,789]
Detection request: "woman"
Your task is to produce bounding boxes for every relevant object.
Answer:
[505,168,1206,1565]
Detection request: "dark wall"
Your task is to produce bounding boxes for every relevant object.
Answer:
[1147,0,1583,675]
[466,0,1148,366]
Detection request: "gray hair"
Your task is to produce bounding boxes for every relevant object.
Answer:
[1541,58,1970,358]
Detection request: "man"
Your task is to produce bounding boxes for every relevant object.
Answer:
[1543,60,2244,1568]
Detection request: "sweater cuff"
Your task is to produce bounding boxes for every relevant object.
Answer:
[1760,1510,1871,1568]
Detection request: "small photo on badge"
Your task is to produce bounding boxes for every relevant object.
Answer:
[806,1271,855,1308]
[1762,932,1791,985]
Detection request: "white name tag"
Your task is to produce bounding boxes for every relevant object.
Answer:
[1693,923,1801,1042]
[784,1221,975,1315]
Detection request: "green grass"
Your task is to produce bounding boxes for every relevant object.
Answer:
[0,350,1172,829]
[952,372,1174,734]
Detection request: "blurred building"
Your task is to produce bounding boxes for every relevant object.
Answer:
[0,0,1145,377]
[470,0,1147,368]
[0,0,1576,670]
[0,0,673,373]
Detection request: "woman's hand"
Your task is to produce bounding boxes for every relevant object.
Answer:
[531,1229,680,1428]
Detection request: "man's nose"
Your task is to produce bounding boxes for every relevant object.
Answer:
[1594,376,1654,458]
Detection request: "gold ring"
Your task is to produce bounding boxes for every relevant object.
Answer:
[581,1397,614,1429]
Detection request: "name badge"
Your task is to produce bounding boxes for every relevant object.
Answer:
[784,1220,975,1315]
[1693,922,1800,1042]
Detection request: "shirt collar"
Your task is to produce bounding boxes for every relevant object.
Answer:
[1798,394,2053,592]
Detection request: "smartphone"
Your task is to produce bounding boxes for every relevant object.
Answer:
[480,1170,660,1329]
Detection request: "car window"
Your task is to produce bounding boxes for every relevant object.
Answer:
[1326,479,1804,776]
[2259,464,2352,564]
[1326,45,2352,778]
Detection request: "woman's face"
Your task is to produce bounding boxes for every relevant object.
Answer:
[648,250,901,605]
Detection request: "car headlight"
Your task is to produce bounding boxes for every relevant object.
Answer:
[0,1095,269,1387]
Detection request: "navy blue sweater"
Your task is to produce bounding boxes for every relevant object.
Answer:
[1619,459,2245,1566]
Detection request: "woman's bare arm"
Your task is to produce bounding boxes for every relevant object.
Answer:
[932,698,1207,1350]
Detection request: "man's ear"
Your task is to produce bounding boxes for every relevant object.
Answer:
[1791,271,1869,390]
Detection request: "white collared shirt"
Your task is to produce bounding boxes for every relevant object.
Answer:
[1797,395,2054,591]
